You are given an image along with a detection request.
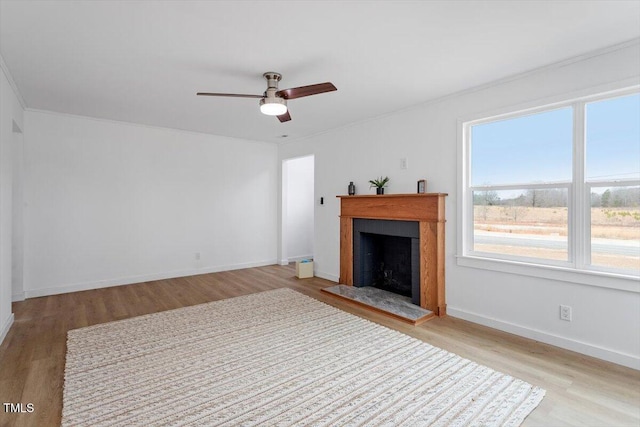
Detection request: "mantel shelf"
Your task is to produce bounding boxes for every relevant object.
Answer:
[337,193,448,198]
[337,193,447,223]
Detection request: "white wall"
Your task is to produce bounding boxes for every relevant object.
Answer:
[0,59,24,343]
[283,155,314,261]
[279,42,640,369]
[23,111,278,297]
[11,129,24,301]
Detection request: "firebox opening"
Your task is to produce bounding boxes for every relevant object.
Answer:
[353,219,420,305]
[361,234,412,297]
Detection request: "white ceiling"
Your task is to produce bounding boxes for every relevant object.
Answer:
[1,1,639,143]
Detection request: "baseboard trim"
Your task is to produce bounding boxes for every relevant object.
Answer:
[0,313,14,345]
[12,292,25,302]
[315,270,339,283]
[23,259,278,299]
[447,307,639,370]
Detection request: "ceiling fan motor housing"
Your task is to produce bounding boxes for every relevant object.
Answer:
[260,72,287,115]
[263,72,282,87]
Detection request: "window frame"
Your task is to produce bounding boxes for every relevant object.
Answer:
[458,84,640,292]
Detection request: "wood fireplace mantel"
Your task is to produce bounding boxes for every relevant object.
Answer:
[337,193,447,316]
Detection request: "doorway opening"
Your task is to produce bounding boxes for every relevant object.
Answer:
[281,155,314,265]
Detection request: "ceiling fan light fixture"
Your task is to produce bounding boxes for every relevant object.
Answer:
[259,97,287,116]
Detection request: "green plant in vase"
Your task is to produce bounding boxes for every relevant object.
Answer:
[369,176,390,195]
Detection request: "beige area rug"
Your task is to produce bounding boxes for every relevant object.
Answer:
[63,288,545,426]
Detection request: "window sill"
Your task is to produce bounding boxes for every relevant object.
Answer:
[456,254,639,293]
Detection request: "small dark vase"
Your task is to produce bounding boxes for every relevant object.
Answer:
[348,182,356,196]
[376,187,384,195]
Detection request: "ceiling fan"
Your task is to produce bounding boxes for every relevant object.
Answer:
[197,72,337,123]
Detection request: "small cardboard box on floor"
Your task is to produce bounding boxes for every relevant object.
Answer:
[296,260,314,278]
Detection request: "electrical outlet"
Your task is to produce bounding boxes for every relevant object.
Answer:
[400,158,408,170]
[195,252,201,261]
[560,305,572,321]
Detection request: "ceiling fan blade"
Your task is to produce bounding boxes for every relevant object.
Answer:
[276,82,337,100]
[197,92,263,99]
[277,110,292,123]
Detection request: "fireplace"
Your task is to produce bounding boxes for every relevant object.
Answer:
[353,219,420,304]
[337,193,447,316]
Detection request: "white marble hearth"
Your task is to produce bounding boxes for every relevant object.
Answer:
[322,285,434,324]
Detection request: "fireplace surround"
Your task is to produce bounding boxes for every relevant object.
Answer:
[337,193,447,316]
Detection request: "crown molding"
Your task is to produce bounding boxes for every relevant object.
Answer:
[286,37,640,145]
[24,108,276,146]
[0,52,26,109]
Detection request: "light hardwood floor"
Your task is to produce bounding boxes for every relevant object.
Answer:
[1,264,638,426]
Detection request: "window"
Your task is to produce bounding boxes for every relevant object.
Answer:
[586,94,640,272]
[462,89,640,280]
